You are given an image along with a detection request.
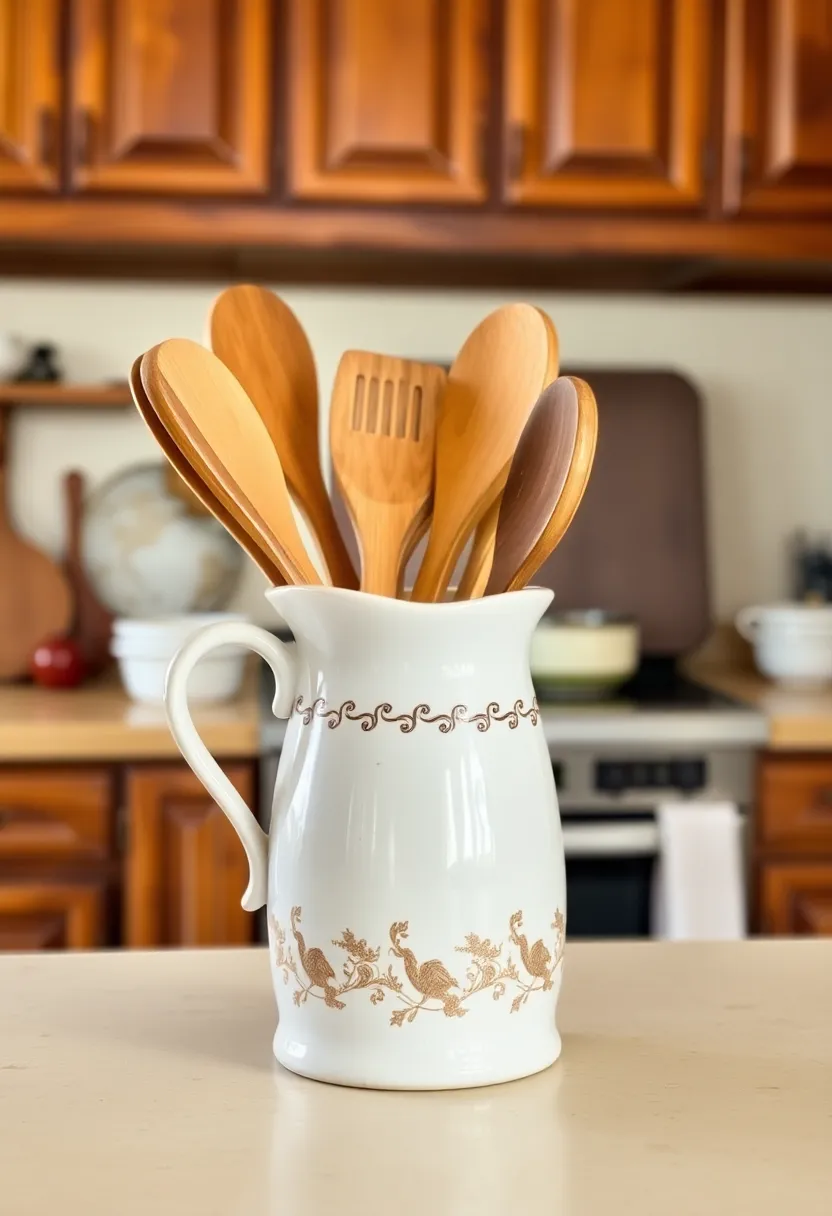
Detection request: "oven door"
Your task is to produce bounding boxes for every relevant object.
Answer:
[562,814,660,938]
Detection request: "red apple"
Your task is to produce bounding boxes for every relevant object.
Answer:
[30,636,87,689]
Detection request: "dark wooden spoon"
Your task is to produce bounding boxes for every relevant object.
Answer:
[485,377,598,595]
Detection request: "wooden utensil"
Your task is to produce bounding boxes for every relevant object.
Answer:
[209,284,358,589]
[144,339,320,587]
[411,303,554,603]
[330,351,445,597]
[63,470,112,675]
[0,410,72,680]
[130,356,286,586]
[485,377,598,595]
[455,307,561,599]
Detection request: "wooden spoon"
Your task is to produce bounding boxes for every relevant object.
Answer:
[455,307,561,599]
[0,410,72,679]
[143,339,320,587]
[411,303,553,603]
[485,376,598,595]
[330,351,445,597]
[130,356,286,586]
[208,285,358,589]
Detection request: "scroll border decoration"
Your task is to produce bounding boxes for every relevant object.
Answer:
[293,696,540,734]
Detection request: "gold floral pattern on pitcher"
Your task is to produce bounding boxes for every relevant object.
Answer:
[270,907,565,1027]
[293,696,540,734]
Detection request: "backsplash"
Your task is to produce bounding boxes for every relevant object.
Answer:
[0,280,830,624]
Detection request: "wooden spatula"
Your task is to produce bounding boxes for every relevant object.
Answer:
[411,304,554,603]
[131,356,286,587]
[330,351,445,597]
[455,307,561,599]
[208,285,358,589]
[143,339,320,587]
[0,411,72,680]
[486,377,598,594]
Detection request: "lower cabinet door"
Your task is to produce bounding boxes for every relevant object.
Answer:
[0,877,107,949]
[124,763,256,947]
[758,862,832,935]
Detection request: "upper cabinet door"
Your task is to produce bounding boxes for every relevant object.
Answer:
[0,0,61,192]
[504,0,710,209]
[722,0,832,215]
[69,0,271,195]
[287,0,488,203]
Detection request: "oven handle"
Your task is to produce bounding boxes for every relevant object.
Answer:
[562,821,660,857]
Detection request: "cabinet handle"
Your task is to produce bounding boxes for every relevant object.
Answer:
[507,122,527,182]
[75,109,97,166]
[38,108,57,167]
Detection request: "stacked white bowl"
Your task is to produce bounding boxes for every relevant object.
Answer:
[736,604,832,687]
[111,614,247,704]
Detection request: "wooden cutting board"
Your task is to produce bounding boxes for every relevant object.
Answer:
[0,410,72,679]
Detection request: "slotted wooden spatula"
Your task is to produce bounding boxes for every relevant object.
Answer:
[144,339,320,587]
[411,304,553,603]
[330,351,445,597]
[209,285,358,589]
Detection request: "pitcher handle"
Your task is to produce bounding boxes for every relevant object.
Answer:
[165,621,298,912]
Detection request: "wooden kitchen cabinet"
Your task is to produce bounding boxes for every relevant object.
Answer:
[0,0,61,192]
[758,862,832,934]
[286,0,488,202]
[123,763,255,948]
[722,0,832,215]
[503,0,711,209]
[0,876,108,948]
[68,0,272,195]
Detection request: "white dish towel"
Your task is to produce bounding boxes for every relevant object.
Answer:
[652,802,747,940]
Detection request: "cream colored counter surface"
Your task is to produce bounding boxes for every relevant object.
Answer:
[0,669,261,760]
[0,943,829,1216]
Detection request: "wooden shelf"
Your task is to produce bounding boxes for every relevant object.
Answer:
[0,383,132,408]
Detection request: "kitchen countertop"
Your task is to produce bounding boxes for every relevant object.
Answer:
[0,668,262,761]
[0,942,828,1216]
[689,661,832,750]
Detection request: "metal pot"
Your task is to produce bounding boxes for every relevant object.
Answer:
[530,610,640,700]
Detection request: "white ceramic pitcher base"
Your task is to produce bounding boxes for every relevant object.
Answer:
[166,587,566,1091]
[273,1028,562,1091]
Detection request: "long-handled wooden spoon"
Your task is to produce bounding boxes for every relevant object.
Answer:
[143,339,320,587]
[131,356,286,586]
[208,285,358,589]
[485,376,598,595]
[411,303,553,603]
[330,351,445,597]
[455,307,561,599]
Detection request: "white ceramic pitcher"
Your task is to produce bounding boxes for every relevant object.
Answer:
[165,585,565,1090]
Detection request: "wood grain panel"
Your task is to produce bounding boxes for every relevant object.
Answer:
[287,0,487,201]
[124,763,255,947]
[0,0,60,191]
[0,877,107,948]
[69,0,271,194]
[0,769,112,861]
[759,862,832,934]
[758,756,832,853]
[723,0,832,213]
[504,0,711,208]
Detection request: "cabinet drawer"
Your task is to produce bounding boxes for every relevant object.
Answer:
[0,769,113,861]
[758,862,832,936]
[758,757,832,853]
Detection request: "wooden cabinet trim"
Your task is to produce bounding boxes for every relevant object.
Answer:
[758,860,832,935]
[287,0,489,202]
[0,0,62,193]
[504,0,713,210]
[0,768,113,861]
[0,876,107,949]
[756,754,832,855]
[68,0,272,196]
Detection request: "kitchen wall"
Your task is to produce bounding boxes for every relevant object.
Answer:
[1,279,830,625]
